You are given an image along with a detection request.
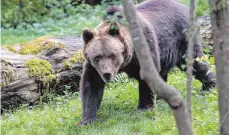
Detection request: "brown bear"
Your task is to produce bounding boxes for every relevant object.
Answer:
[79,0,216,125]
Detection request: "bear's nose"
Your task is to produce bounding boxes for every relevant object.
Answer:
[103,73,111,81]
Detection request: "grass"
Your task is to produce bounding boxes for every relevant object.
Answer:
[1,15,101,45]
[1,69,219,135]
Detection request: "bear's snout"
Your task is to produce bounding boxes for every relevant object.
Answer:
[103,73,112,82]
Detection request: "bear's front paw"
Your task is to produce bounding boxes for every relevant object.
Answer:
[77,118,96,126]
[77,121,89,126]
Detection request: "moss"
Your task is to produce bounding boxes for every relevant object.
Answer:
[18,35,64,55]
[24,59,55,82]
[69,49,84,63]
[63,49,84,69]
[19,44,42,55]
[63,61,72,69]
[6,46,17,53]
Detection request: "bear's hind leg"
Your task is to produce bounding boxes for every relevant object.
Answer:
[192,43,216,90]
[177,56,216,91]
[177,60,216,91]
[138,80,155,110]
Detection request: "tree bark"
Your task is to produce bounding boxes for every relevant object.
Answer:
[186,0,196,124]
[1,36,83,110]
[120,0,192,135]
[209,0,229,134]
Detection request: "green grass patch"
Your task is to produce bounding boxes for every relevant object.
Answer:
[1,70,219,135]
[1,15,100,45]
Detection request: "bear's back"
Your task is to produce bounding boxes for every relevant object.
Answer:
[136,0,189,40]
[136,0,190,75]
[136,0,189,25]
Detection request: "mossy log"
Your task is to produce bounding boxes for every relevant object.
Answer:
[1,36,84,110]
[0,16,213,111]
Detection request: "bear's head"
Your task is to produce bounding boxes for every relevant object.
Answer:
[82,21,133,82]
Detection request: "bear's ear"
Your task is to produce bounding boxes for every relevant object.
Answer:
[82,28,94,43]
[109,22,120,36]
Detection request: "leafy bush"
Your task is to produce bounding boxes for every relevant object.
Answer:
[178,0,210,17]
[1,4,107,45]
[1,0,105,28]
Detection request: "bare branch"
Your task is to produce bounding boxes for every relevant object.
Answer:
[186,0,196,123]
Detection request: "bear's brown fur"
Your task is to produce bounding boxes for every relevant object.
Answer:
[79,0,216,125]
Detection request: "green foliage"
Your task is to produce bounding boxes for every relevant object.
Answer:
[1,0,79,28]
[196,0,210,16]
[1,0,120,29]
[1,4,106,45]
[178,0,210,16]
[203,44,213,55]
[111,72,130,83]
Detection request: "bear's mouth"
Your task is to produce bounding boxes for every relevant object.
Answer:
[102,73,112,82]
[101,77,112,83]
[103,77,112,82]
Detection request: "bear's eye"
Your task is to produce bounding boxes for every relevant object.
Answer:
[109,54,116,60]
[94,55,102,62]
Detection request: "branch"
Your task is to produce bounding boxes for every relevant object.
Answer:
[186,0,196,123]
[120,0,192,135]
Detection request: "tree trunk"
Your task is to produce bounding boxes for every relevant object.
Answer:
[209,0,229,134]
[186,0,195,124]
[120,0,192,135]
[1,36,83,110]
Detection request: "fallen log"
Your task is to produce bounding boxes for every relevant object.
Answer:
[1,35,84,110]
[0,16,214,111]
